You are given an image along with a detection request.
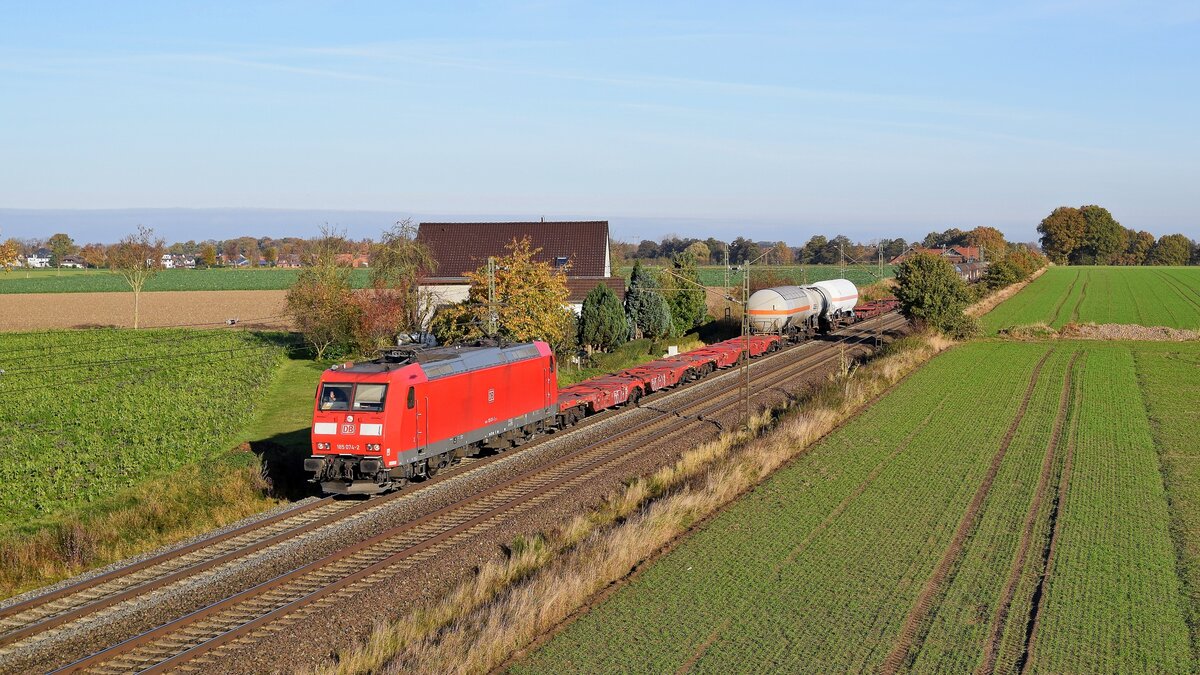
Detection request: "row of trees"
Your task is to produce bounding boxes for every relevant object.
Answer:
[1,232,376,271]
[1037,205,1198,266]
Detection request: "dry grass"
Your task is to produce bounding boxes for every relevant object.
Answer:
[965,266,1047,318]
[859,278,898,302]
[0,459,278,598]
[319,331,954,675]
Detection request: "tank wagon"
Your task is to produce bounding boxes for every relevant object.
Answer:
[306,342,556,495]
[747,278,861,339]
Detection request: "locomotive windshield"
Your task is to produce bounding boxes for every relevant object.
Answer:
[353,383,388,412]
[319,383,353,411]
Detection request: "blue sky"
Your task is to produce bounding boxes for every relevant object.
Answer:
[0,1,1197,243]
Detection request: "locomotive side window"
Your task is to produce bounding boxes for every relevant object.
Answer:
[353,383,388,411]
[406,386,415,409]
[319,383,353,411]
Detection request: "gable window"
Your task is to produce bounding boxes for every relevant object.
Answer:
[554,256,569,268]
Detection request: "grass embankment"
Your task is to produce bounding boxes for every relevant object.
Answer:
[983,266,1200,333]
[515,342,1195,674]
[0,267,375,294]
[318,329,947,674]
[0,329,321,598]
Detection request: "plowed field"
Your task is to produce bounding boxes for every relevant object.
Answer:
[0,291,290,331]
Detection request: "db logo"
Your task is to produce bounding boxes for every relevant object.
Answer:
[341,423,356,434]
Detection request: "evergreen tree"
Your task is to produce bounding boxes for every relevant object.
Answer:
[625,261,674,340]
[665,251,707,335]
[579,283,628,352]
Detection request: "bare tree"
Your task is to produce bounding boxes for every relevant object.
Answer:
[108,225,165,328]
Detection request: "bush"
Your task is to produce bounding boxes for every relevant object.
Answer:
[894,252,972,335]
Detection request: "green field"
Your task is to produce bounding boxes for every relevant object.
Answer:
[0,267,375,293]
[515,341,1197,673]
[0,328,285,524]
[983,266,1200,332]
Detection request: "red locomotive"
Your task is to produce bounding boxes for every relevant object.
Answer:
[305,342,557,494]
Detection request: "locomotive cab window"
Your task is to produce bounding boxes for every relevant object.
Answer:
[319,383,353,411]
[353,383,388,412]
[406,386,415,409]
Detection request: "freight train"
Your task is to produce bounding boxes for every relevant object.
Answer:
[305,279,895,496]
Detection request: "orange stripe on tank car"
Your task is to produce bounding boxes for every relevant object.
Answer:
[747,305,811,316]
[829,294,859,301]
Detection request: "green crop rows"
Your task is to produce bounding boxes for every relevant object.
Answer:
[0,329,285,525]
[515,341,1197,673]
[983,266,1200,333]
[0,268,375,294]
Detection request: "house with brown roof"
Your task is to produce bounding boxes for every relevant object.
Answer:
[417,221,625,320]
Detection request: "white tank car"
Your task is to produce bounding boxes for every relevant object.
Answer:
[807,278,859,320]
[746,285,821,333]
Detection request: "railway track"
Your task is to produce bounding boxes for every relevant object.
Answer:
[1,313,902,672]
[46,313,905,673]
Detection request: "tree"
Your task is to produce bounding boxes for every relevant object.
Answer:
[893,252,972,335]
[108,226,165,329]
[1147,234,1192,266]
[579,283,628,352]
[1070,205,1125,265]
[1007,246,1046,277]
[771,241,793,265]
[361,219,439,343]
[635,240,660,259]
[79,243,108,268]
[663,251,707,335]
[800,235,829,264]
[430,237,576,356]
[1123,230,1155,265]
[980,259,1022,291]
[965,226,1007,262]
[685,241,711,264]
[200,243,218,268]
[625,261,673,340]
[222,240,239,265]
[286,230,357,359]
[263,246,278,267]
[880,238,908,261]
[728,237,757,265]
[243,238,260,268]
[46,232,76,273]
[1037,206,1087,264]
[0,238,19,272]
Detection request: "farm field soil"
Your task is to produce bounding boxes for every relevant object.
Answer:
[983,266,1200,333]
[0,328,291,596]
[514,341,1196,674]
[0,268,373,294]
[0,290,290,331]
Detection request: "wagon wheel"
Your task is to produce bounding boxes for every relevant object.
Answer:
[630,388,642,406]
